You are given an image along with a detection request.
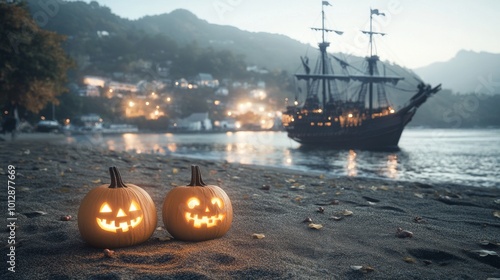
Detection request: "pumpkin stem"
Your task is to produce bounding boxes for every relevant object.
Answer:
[108,166,128,188]
[188,165,207,187]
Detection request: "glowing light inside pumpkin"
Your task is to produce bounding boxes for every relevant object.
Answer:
[184,197,225,228]
[100,203,112,213]
[96,201,143,233]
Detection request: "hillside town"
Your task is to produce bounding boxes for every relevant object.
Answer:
[43,64,285,134]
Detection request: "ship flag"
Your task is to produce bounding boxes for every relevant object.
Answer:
[322,1,331,6]
[371,9,385,16]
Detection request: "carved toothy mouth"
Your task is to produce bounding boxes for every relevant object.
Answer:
[185,212,224,228]
[96,216,143,233]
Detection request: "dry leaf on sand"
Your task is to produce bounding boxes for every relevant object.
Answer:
[350,265,375,273]
[469,250,499,257]
[342,209,353,216]
[308,223,323,230]
[103,249,115,258]
[396,227,413,238]
[493,211,500,218]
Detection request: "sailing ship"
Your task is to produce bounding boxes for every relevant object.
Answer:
[281,3,441,149]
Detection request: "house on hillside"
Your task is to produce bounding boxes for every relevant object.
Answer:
[215,87,229,96]
[79,85,100,97]
[83,75,107,87]
[195,73,219,88]
[107,81,138,93]
[176,113,212,131]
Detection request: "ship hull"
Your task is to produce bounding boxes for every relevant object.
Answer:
[285,110,415,150]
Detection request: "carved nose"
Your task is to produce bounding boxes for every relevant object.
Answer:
[205,207,210,213]
[117,209,127,217]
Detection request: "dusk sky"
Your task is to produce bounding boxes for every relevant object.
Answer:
[75,0,500,69]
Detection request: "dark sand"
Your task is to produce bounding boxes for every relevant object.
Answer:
[1,134,499,279]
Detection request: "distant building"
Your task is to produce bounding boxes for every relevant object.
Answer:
[246,65,269,74]
[231,81,250,89]
[107,81,138,93]
[80,114,103,130]
[79,85,100,97]
[176,113,212,131]
[131,59,153,70]
[214,119,240,130]
[97,30,109,37]
[137,80,166,94]
[174,78,189,88]
[83,75,107,87]
[195,73,219,88]
[215,87,229,96]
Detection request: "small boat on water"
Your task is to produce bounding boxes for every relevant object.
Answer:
[281,2,441,149]
[100,123,139,134]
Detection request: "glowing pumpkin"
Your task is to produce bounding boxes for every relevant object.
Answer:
[162,165,233,241]
[78,167,157,248]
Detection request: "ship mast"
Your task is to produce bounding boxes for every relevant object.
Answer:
[319,2,329,108]
[362,9,386,115]
[310,1,343,109]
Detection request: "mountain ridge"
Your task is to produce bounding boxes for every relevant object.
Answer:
[133,8,309,71]
[26,1,500,95]
[414,50,500,95]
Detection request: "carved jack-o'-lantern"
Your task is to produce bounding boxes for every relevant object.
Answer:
[162,165,233,241]
[78,167,157,248]
[96,200,143,233]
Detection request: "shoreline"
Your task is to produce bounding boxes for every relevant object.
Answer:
[0,133,500,190]
[1,137,499,279]
[2,131,499,190]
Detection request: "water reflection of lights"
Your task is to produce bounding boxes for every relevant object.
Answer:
[106,139,116,151]
[123,133,142,153]
[386,154,398,179]
[122,133,166,154]
[346,150,357,176]
[284,149,293,166]
[164,133,177,153]
[166,143,177,152]
[222,131,283,165]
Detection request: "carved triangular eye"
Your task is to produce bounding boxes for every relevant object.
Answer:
[129,201,140,211]
[100,203,112,213]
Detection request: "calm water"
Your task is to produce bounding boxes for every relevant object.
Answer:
[69,129,500,188]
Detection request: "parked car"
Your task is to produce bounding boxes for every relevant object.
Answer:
[35,120,61,133]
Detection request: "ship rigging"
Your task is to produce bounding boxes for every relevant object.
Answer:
[282,2,441,149]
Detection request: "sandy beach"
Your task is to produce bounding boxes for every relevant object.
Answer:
[1,134,499,279]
